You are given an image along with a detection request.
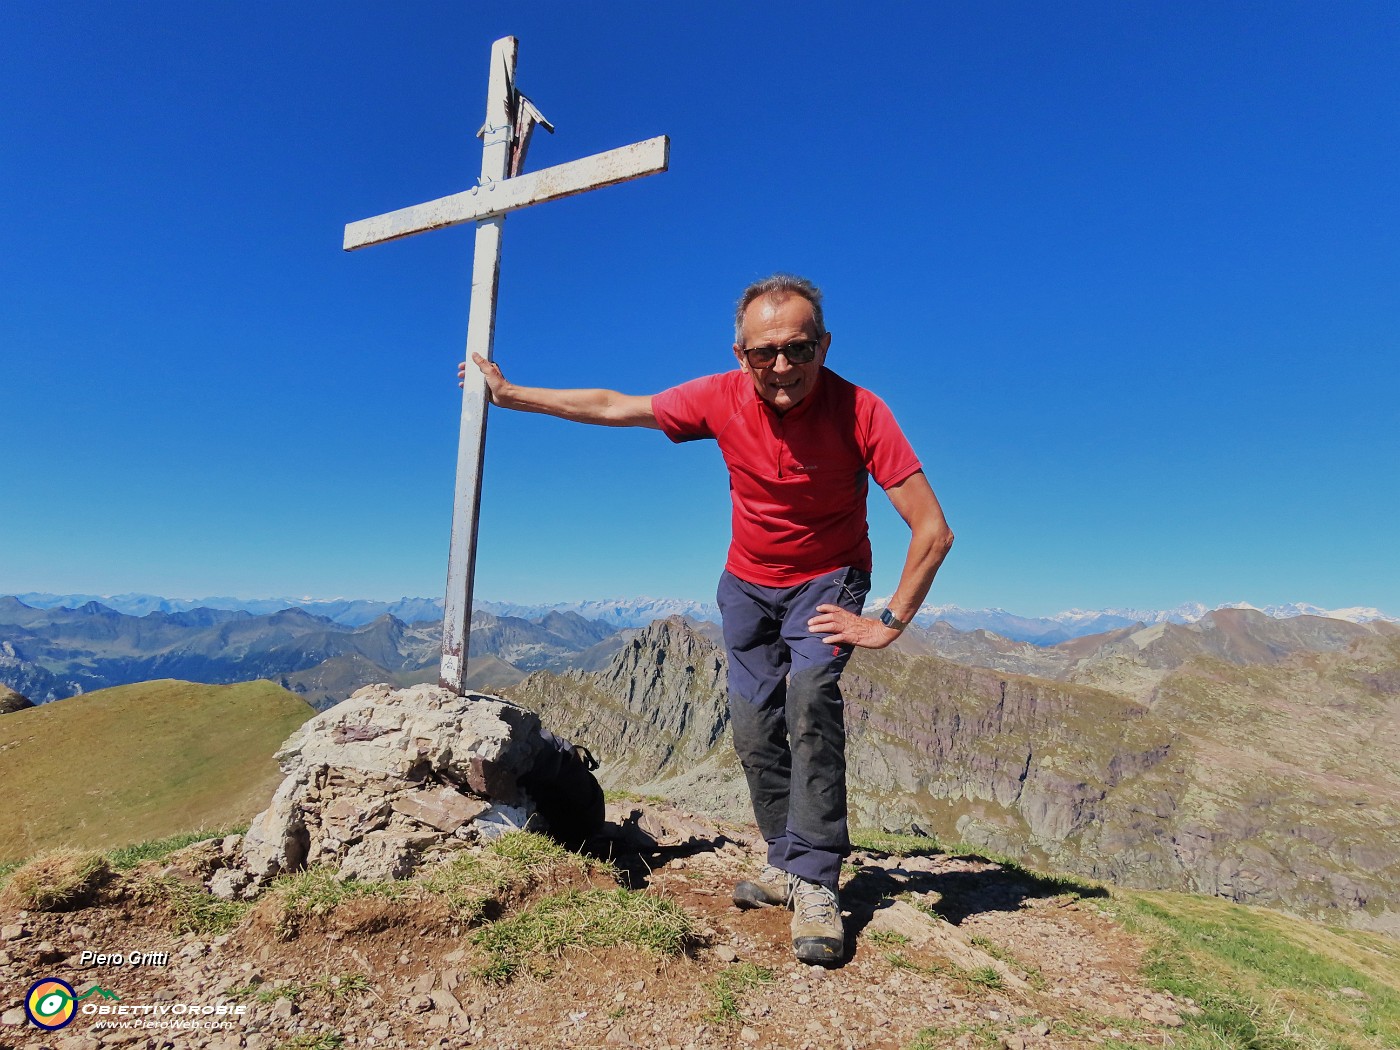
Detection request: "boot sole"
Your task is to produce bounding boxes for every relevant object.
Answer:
[793,936,843,966]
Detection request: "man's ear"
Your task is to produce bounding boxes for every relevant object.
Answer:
[733,344,750,372]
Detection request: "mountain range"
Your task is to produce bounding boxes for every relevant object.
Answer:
[10,591,1397,642]
[0,596,626,708]
[5,592,1397,932]
[507,609,1400,935]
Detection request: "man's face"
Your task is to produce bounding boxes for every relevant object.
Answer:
[733,294,831,413]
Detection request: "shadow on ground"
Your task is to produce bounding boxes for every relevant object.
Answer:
[842,847,1109,939]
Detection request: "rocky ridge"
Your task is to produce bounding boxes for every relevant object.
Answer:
[508,615,1400,934]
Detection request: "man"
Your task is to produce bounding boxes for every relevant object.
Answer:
[461,274,953,965]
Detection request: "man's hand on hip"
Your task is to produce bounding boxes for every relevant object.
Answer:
[808,604,900,650]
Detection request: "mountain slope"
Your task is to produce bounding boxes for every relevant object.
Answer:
[507,616,1400,934]
[0,679,315,861]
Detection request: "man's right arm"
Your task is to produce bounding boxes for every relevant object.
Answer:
[460,352,661,430]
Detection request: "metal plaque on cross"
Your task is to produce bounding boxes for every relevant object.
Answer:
[345,36,669,694]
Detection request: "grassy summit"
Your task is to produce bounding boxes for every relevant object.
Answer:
[0,678,313,861]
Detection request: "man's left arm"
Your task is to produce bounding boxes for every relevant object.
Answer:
[808,471,954,649]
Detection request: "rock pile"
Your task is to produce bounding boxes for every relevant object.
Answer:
[224,683,558,897]
[0,683,33,715]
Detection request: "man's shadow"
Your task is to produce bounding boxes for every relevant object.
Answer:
[841,846,1108,943]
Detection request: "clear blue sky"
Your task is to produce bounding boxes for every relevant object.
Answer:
[2,1,1396,616]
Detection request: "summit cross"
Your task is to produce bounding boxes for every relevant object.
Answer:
[344,36,669,695]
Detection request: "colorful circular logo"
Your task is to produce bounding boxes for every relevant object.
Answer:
[25,978,77,1030]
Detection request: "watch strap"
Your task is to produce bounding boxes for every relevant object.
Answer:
[880,608,909,632]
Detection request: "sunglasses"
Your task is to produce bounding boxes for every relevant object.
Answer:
[741,339,820,368]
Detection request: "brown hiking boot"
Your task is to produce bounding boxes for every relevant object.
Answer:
[732,863,793,909]
[791,878,843,965]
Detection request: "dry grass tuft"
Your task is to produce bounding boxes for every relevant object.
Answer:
[0,849,112,911]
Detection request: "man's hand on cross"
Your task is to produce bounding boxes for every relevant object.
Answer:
[461,353,513,407]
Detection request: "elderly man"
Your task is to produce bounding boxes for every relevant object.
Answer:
[463,274,953,965]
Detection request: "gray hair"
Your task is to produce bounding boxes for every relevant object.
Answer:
[734,273,826,345]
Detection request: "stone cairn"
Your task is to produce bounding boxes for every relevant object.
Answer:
[214,684,553,900]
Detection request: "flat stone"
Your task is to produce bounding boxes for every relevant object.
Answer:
[392,786,488,833]
[340,830,432,882]
[429,989,461,1014]
[270,998,297,1019]
[1,925,27,941]
[210,868,253,900]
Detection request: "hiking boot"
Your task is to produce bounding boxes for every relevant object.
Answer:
[732,864,793,909]
[791,878,843,965]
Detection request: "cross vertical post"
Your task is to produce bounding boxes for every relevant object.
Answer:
[440,37,515,695]
[344,36,669,694]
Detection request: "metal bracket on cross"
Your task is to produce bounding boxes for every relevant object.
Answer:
[344,36,670,694]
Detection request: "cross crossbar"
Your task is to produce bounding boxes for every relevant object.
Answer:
[344,136,668,251]
[344,35,668,695]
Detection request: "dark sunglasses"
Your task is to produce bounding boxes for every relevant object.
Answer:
[741,339,820,368]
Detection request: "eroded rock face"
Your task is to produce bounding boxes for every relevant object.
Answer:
[238,684,547,888]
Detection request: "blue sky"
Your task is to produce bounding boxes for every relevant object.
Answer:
[2,1,1396,616]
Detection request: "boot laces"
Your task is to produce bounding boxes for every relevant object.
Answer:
[792,880,838,923]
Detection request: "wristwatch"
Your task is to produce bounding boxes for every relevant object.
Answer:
[879,608,909,632]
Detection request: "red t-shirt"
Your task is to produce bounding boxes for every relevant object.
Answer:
[652,367,923,587]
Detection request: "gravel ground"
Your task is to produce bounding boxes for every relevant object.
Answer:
[0,808,1197,1050]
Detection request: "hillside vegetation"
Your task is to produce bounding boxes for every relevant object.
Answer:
[0,678,313,861]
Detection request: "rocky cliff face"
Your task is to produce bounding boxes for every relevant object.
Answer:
[512,617,733,791]
[507,614,1400,935]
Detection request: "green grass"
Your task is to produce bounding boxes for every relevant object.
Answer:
[867,929,911,947]
[231,974,369,1005]
[267,867,412,941]
[277,1034,344,1050]
[137,874,251,935]
[966,965,1004,989]
[106,826,248,869]
[904,1022,1000,1049]
[851,829,942,856]
[704,963,774,1025]
[0,679,314,863]
[416,830,611,921]
[1117,890,1400,1050]
[470,887,694,982]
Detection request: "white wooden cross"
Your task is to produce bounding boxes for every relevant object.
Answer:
[345,36,669,695]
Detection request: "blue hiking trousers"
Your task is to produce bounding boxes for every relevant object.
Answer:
[717,566,871,890]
